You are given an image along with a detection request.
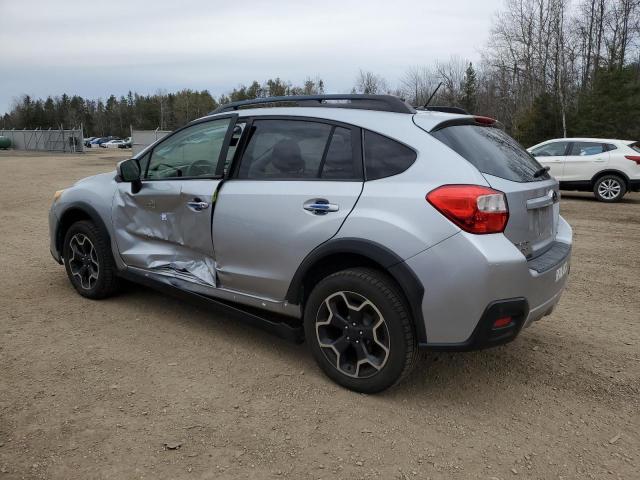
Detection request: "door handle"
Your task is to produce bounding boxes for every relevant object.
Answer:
[187,198,209,211]
[303,199,339,215]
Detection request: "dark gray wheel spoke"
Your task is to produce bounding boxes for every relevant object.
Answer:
[315,290,390,379]
[68,233,99,290]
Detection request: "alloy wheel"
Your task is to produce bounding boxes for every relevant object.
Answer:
[598,179,621,200]
[68,233,99,290]
[315,291,390,378]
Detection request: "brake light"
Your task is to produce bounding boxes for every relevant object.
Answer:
[426,185,509,234]
[625,155,640,165]
[474,116,497,125]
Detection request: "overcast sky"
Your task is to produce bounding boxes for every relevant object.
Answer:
[0,0,503,114]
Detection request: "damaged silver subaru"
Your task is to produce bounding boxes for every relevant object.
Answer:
[49,95,572,393]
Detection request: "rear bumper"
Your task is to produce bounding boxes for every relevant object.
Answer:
[406,215,572,348]
[628,179,640,192]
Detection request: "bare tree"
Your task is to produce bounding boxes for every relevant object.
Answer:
[354,70,390,94]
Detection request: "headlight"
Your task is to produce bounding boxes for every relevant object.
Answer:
[53,189,65,202]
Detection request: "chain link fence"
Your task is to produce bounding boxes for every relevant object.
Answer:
[0,127,84,152]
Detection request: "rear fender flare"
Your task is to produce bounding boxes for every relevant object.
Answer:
[285,238,427,343]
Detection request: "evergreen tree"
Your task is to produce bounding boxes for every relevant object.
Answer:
[461,62,477,113]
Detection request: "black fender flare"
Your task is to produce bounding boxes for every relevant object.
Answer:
[285,238,427,343]
[56,201,111,254]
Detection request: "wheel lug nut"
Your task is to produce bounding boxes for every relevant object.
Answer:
[359,331,363,335]
[352,323,356,326]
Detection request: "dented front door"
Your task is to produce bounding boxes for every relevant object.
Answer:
[112,115,238,286]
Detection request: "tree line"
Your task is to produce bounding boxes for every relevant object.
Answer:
[2,0,639,147]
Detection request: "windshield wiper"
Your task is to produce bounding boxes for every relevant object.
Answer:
[533,165,550,178]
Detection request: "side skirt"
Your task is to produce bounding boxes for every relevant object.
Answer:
[119,268,304,343]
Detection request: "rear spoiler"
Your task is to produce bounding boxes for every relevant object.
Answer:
[430,116,505,132]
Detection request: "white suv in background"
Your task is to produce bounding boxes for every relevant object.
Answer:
[528,138,640,202]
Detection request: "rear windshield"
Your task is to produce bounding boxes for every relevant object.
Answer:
[629,142,640,153]
[431,125,548,182]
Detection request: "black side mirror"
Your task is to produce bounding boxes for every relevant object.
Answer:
[116,158,142,193]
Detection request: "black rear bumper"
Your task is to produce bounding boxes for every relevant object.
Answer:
[422,298,529,351]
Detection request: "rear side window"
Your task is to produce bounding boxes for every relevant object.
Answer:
[431,125,546,182]
[570,142,605,156]
[236,119,361,180]
[530,141,569,157]
[629,142,640,153]
[364,131,417,180]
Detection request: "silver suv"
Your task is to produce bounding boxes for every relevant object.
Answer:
[49,95,572,393]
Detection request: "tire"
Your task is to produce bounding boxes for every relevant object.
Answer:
[593,174,626,202]
[62,220,119,299]
[303,268,418,393]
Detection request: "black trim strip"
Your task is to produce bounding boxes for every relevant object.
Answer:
[119,269,304,343]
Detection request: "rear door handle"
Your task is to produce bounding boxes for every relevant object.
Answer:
[303,199,339,215]
[187,198,209,211]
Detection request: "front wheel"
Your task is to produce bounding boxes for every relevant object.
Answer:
[594,174,626,202]
[304,268,417,393]
[62,220,119,299]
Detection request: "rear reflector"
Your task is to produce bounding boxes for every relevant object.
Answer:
[493,316,513,329]
[625,155,640,165]
[426,185,509,234]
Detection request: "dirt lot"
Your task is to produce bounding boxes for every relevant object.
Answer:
[0,149,638,480]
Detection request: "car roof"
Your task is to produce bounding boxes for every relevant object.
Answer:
[197,107,470,139]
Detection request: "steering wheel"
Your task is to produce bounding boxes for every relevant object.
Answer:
[188,159,214,177]
[150,162,183,177]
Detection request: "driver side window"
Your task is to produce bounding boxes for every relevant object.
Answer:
[146,118,232,179]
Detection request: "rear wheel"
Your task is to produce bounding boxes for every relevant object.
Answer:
[62,220,119,299]
[594,174,626,202]
[304,268,417,393]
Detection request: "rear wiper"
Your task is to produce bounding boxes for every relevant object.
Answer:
[533,165,550,178]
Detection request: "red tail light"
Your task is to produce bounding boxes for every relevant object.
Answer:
[625,155,640,165]
[426,185,509,234]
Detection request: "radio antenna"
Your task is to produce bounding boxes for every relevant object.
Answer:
[424,82,443,108]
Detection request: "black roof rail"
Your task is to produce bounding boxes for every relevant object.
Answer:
[210,94,416,115]
[417,106,470,115]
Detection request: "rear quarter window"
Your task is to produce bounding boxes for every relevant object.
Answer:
[364,131,417,180]
[431,125,546,182]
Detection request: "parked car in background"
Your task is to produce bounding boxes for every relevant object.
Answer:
[84,137,97,148]
[48,94,572,393]
[528,138,640,202]
[118,137,132,149]
[100,139,125,148]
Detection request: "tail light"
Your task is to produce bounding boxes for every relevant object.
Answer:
[427,185,509,234]
[625,155,640,165]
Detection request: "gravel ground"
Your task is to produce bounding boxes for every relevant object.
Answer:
[0,149,638,480]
